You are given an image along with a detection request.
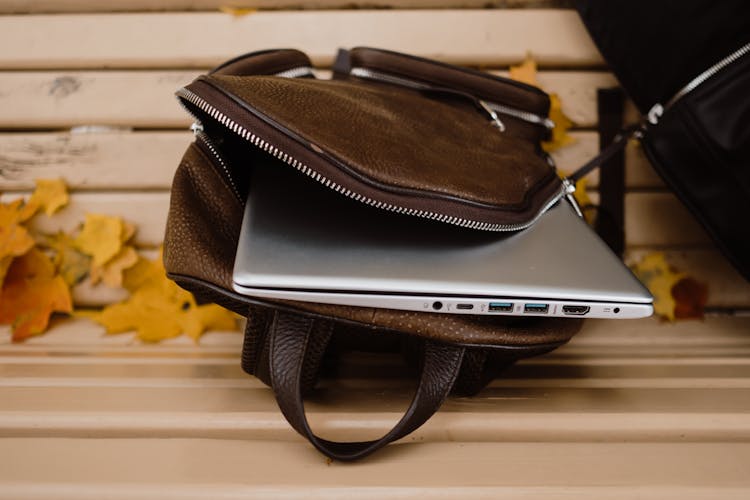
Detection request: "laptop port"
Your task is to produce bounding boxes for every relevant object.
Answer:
[562,305,590,316]
[524,303,549,314]
[432,301,443,311]
[489,302,514,312]
[456,303,474,310]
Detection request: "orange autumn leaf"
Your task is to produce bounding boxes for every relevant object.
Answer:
[0,248,73,342]
[92,253,237,342]
[630,252,708,321]
[672,277,709,320]
[509,55,576,152]
[0,199,37,284]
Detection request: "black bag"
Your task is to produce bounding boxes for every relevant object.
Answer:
[575,0,750,281]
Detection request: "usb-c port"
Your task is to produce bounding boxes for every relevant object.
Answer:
[456,304,474,310]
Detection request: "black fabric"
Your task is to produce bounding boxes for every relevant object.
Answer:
[576,0,750,112]
[640,53,750,280]
[576,0,750,281]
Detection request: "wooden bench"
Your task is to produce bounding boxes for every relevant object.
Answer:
[2,1,750,497]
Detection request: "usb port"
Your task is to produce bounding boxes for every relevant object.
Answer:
[456,303,474,310]
[489,302,514,312]
[524,303,549,314]
[562,305,590,316]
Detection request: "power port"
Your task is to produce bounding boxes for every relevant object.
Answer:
[432,301,443,311]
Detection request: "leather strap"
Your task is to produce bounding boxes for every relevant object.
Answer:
[268,310,466,461]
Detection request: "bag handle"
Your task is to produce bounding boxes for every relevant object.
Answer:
[268,310,466,461]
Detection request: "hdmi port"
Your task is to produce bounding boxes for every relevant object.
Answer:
[562,305,590,316]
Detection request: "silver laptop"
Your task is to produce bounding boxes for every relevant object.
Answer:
[233,163,653,319]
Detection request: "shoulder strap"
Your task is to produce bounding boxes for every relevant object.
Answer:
[268,310,465,461]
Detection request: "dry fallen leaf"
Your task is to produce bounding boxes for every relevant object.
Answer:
[92,254,237,342]
[90,245,139,287]
[630,252,707,321]
[672,277,709,320]
[509,55,576,152]
[74,213,125,266]
[543,94,576,152]
[219,6,257,16]
[0,199,36,286]
[42,232,91,287]
[27,178,69,216]
[0,248,73,342]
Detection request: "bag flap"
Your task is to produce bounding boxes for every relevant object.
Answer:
[177,49,565,231]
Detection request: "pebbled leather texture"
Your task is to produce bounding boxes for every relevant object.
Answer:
[268,309,465,461]
[163,49,587,460]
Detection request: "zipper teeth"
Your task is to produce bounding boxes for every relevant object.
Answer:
[274,66,315,79]
[195,131,243,202]
[485,101,555,130]
[350,66,554,129]
[665,41,750,110]
[176,87,565,232]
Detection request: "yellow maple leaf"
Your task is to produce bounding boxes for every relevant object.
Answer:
[509,55,576,152]
[0,248,73,342]
[27,179,69,216]
[90,245,139,287]
[74,214,126,266]
[543,94,576,152]
[630,252,685,321]
[92,253,237,342]
[509,56,538,86]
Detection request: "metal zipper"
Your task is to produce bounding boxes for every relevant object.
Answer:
[274,66,315,79]
[350,66,555,130]
[195,129,243,202]
[647,41,750,125]
[176,87,567,232]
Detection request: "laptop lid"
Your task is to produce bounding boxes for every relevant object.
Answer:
[233,163,653,318]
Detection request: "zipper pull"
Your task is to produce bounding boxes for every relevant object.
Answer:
[190,121,204,136]
[647,103,663,125]
[561,177,584,219]
[478,100,506,131]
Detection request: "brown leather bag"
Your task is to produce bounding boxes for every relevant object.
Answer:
[163,48,583,461]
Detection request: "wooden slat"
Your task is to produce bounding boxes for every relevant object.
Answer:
[0,0,573,13]
[1,130,662,192]
[0,70,619,129]
[0,132,189,191]
[0,11,602,69]
[1,440,748,499]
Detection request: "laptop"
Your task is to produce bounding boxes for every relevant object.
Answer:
[233,163,653,319]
